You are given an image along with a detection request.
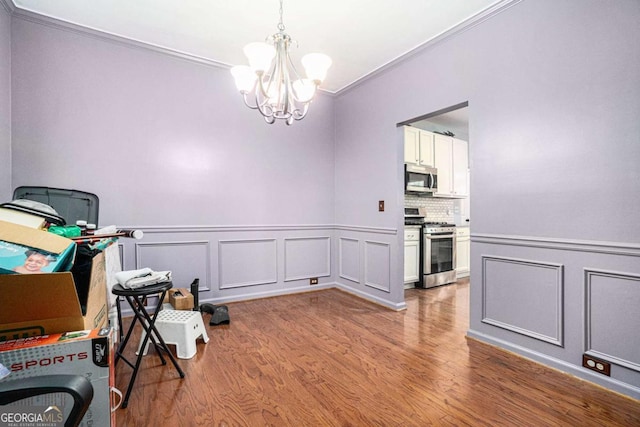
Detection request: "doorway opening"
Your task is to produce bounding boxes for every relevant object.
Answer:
[400,103,470,293]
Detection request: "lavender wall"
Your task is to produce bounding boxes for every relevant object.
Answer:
[9,15,338,305]
[336,0,640,242]
[0,3,10,201]
[334,0,640,397]
[10,18,335,227]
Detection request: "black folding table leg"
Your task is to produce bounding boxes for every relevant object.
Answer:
[136,293,185,378]
[111,281,185,409]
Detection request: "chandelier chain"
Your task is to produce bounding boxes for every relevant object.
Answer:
[277,0,285,32]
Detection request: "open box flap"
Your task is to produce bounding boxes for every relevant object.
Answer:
[0,220,73,254]
[0,272,82,324]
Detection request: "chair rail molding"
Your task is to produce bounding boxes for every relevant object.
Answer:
[473,233,640,257]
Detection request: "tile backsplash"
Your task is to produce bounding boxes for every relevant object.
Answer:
[405,195,454,222]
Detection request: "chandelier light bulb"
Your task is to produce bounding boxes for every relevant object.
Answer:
[302,53,332,83]
[230,65,258,92]
[292,79,316,103]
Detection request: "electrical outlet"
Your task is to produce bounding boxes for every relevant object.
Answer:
[582,354,611,376]
[378,200,384,212]
[310,277,319,285]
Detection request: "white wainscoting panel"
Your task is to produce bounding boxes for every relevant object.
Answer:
[135,241,210,289]
[482,256,564,346]
[218,239,277,289]
[339,237,360,283]
[283,236,331,282]
[364,240,391,292]
[585,269,640,372]
[117,243,124,269]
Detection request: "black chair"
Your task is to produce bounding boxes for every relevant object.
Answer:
[0,374,93,427]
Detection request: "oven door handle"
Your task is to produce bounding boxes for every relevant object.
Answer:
[425,234,455,239]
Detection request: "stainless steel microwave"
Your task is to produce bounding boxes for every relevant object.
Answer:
[405,164,438,194]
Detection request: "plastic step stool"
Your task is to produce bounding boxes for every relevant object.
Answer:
[138,309,209,359]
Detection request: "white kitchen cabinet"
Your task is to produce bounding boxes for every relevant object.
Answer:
[452,139,469,196]
[433,134,468,198]
[456,227,470,278]
[404,227,421,286]
[404,127,434,166]
[433,134,453,197]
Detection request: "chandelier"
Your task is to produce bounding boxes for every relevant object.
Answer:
[230,0,332,125]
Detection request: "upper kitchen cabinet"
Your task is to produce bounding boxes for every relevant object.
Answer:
[433,134,468,198]
[404,127,434,166]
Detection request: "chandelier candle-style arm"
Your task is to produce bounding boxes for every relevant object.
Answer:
[230,0,331,125]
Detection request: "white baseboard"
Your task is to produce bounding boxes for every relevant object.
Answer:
[467,329,640,401]
[201,283,334,305]
[335,282,407,311]
[118,282,404,317]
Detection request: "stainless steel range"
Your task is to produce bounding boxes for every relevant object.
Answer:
[420,222,457,288]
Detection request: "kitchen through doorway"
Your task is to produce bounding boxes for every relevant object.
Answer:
[400,103,470,291]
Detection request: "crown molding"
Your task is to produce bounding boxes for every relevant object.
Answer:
[9,3,232,70]
[333,0,523,96]
[8,3,338,97]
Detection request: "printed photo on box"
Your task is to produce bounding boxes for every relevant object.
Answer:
[0,241,60,274]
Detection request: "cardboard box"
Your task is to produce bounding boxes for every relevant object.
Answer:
[0,207,46,229]
[169,288,194,310]
[0,220,76,274]
[0,327,116,427]
[0,252,108,341]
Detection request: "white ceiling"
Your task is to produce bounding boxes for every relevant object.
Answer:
[11,0,505,93]
[414,107,469,141]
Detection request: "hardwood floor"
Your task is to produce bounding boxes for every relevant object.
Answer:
[115,280,640,426]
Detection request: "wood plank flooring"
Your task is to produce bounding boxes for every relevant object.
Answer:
[115,280,640,426]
